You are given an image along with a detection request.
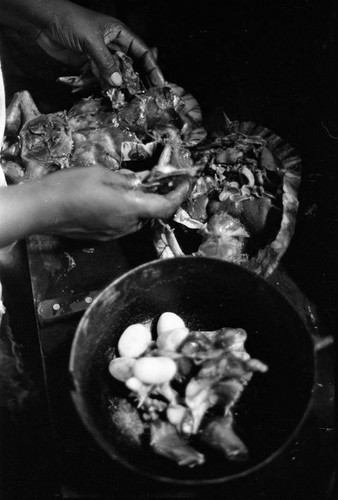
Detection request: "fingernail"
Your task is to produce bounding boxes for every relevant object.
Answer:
[110,71,122,86]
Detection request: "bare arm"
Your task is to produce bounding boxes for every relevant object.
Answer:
[0,166,190,249]
[0,181,50,248]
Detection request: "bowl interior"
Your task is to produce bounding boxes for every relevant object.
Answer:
[69,257,314,484]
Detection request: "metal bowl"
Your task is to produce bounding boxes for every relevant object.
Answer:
[69,256,315,491]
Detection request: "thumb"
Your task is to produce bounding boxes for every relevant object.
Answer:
[162,177,192,207]
[87,41,122,87]
[139,178,191,220]
[104,170,141,189]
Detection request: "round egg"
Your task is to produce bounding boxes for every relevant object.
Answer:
[157,312,185,337]
[108,357,135,382]
[133,356,177,385]
[166,403,187,427]
[125,376,145,393]
[156,327,190,352]
[117,323,152,358]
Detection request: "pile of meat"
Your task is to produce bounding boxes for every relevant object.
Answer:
[1,51,203,183]
[108,312,268,467]
[1,51,287,266]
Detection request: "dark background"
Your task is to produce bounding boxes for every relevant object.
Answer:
[0,1,336,498]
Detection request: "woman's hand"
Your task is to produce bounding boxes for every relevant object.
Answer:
[0,0,164,88]
[38,1,164,87]
[0,166,189,247]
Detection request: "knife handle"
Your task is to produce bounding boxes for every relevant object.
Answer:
[37,290,100,326]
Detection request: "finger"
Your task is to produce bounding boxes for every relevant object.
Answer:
[107,27,165,87]
[103,170,141,189]
[129,41,165,87]
[85,39,123,87]
[137,178,190,219]
[162,177,192,206]
[135,170,151,182]
[118,169,143,187]
[107,41,164,87]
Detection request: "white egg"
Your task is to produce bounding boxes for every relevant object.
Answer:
[125,376,145,393]
[108,357,135,382]
[133,356,177,385]
[157,312,185,337]
[117,323,152,358]
[156,327,190,352]
[166,404,187,427]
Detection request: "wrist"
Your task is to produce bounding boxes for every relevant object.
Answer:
[29,177,67,235]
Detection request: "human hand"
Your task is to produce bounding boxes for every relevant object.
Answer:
[34,0,164,88]
[36,166,189,240]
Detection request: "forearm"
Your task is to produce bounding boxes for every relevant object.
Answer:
[0,182,61,248]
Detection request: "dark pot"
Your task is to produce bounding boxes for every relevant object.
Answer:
[69,256,316,493]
